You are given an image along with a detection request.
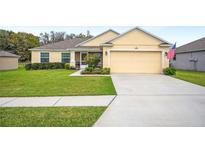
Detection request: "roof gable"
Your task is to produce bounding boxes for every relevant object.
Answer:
[0,51,20,58]
[176,37,205,53]
[106,27,171,46]
[76,29,119,47]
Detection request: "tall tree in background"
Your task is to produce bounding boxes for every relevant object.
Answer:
[0,29,40,62]
[0,30,16,51]
[40,32,50,45]
[65,33,75,40]
[54,32,66,42]
[86,30,92,38]
[0,29,93,61]
[16,32,40,61]
[40,30,93,45]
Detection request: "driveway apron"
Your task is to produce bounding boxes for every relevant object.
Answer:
[94,74,205,127]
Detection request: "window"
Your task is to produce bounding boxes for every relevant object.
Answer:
[40,52,49,62]
[61,53,70,63]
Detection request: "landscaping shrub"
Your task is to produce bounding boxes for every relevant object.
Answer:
[85,66,94,72]
[93,68,102,74]
[86,54,100,68]
[25,63,32,70]
[81,67,110,75]
[25,63,65,70]
[101,67,110,74]
[65,63,70,70]
[31,63,39,70]
[163,67,176,75]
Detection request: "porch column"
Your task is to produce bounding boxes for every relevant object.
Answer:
[70,51,75,67]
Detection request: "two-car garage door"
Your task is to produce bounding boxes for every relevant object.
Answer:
[110,51,162,73]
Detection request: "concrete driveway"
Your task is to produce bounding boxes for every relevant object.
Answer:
[94,74,205,127]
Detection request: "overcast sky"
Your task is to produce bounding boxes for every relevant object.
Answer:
[1,26,205,46]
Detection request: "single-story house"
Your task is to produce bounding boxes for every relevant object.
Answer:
[30,27,171,73]
[0,51,20,70]
[172,37,205,71]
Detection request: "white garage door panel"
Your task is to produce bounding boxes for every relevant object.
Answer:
[110,51,161,73]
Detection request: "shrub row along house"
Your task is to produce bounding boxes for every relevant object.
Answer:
[30,27,171,74]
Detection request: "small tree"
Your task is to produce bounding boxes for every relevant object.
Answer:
[86,54,100,68]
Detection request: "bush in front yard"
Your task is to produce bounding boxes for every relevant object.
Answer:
[101,67,110,74]
[64,63,70,70]
[85,66,94,72]
[25,63,32,70]
[25,63,65,70]
[163,67,176,75]
[81,67,110,75]
[86,54,100,68]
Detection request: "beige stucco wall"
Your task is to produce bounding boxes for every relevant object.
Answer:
[81,31,119,46]
[0,57,18,70]
[31,51,40,63]
[50,52,61,62]
[112,29,162,45]
[102,28,170,73]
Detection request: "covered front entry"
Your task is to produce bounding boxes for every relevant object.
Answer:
[75,52,102,69]
[110,51,162,73]
[75,52,88,69]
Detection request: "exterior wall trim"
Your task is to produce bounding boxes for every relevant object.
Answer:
[30,49,101,52]
[29,49,67,51]
[176,49,205,54]
[109,49,163,52]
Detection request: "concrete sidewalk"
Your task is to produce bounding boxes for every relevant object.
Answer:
[0,95,115,107]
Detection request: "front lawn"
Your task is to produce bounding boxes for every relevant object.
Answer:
[0,107,106,127]
[0,66,116,96]
[175,69,205,87]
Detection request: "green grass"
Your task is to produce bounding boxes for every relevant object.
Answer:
[0,65,116,96]
[0,107,106,127]
[175,69,205,87]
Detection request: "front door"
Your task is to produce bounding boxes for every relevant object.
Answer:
[80,52,88,69]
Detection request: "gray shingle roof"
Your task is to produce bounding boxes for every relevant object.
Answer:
[70,46,101,51]
[176,37,205,53]
[0,51,20,58]
[30,38,89,50]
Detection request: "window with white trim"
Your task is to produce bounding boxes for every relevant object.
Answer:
[61,53,70,63]
[40,52,49,62]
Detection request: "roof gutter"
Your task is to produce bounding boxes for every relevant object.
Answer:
[109,49,163,52]
[29,49,68,51]
[29,48,101,52]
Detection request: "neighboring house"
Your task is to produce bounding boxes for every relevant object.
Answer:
[172,37,205,71]
[30,27,171,73]
[0,51,20,70]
